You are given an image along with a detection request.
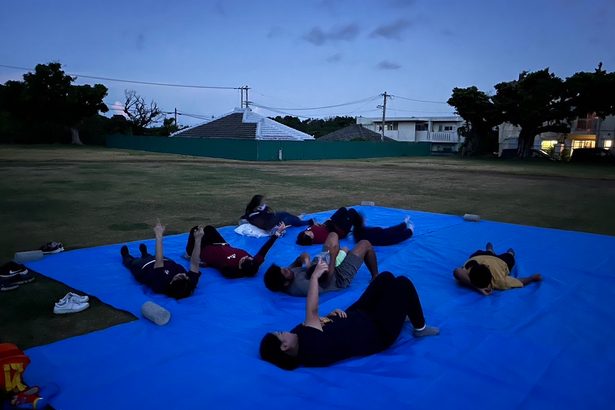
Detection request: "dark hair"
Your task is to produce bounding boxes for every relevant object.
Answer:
[264,264,286,292]
[245,195,264,215]
[259,333,299,370]
[185,225,199,257]
[241,258,260,277]
[469,264,492,289]
[167,277,195,299]
[296,231,313,246]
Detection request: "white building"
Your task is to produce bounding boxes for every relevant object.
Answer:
[357,116,464,153]
[498,114,615,156]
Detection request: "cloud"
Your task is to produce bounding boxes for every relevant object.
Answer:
[377,60,401,70]
[135,33,145,50]
[213,1,226,16]
[111,101,127,118]
[326,53,343,63]
[370,19,412,40]
[267,26,286,39]
[303,24,360,46]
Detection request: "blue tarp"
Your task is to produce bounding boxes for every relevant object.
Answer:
[23,206,615,409]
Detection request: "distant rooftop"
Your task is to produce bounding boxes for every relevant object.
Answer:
[319,124,395,142]
[172,108,314,141]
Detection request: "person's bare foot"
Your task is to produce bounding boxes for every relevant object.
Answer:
[486,242,494,253]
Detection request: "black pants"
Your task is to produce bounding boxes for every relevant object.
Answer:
[346,271,426,346]
[326,207,361,236]
[469,250,515,271]
[122,246,154,283]
[186,225,227,256]
[353,222,412,246]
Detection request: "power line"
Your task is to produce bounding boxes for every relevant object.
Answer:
[251,95,381,111]
[389,94,449,105]
[0,63,240,90]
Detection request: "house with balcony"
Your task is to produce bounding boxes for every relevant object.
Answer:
[498,114,615,156]
[356,115,464,153]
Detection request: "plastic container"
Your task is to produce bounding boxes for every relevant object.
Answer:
[463,214,481,222]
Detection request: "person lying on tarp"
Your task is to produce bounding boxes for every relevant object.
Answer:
[453,242,542,296]
[260,264,440,370]
[184,223,287,279]
[295,207,357,245]
[241,194,312,231]
[296,207,415,247]
[121,221,202,299]
[264,232,378,296]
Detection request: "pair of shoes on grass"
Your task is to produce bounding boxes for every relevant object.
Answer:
[40,241,64,254]
[53,292,90,314]
[0,262,35,291]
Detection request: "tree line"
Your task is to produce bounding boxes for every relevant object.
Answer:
[0,63,179,144]
[2,62,614,157]
[448,64,615,157]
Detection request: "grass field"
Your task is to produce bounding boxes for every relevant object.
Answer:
[2,144,615,263]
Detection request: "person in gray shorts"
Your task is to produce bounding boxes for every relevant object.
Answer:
[264,232,379,296]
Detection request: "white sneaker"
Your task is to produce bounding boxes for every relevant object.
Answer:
[58,292,89,304]
[404,216,415,233]
[53,299,90,314]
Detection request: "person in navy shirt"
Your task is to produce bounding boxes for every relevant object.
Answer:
[121,221,202,299]
[260,262,439,370]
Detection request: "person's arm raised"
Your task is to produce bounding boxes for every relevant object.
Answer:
[190,226,204,272]
[304,260,328,331]
[154,220,165,269]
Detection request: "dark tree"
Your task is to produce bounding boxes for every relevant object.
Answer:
[565,63,615,119]
[271,115,355,138]
[491,69,571,158]
[123,90,162,135]
[448,86,499,155]
[0,62,108,144]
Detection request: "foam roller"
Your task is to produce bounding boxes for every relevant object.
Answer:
[141,301,171,326]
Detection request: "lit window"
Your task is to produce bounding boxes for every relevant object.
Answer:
[540,140,557,150]
[604,140,612,148]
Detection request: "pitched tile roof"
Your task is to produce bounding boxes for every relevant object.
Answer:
[319,124,394,141]
[172,109,313,141]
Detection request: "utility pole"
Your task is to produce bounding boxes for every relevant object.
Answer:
[245,85,250,109]
[378,91,389,141]
[174,108,177,126]
[240,87,244,109]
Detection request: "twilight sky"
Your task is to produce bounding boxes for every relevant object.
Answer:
[1,0,613,126]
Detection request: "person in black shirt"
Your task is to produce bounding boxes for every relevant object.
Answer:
[260,262,439,370]
[241,194,311,231]
[121,221,203,299]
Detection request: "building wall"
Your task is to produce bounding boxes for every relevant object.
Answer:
[106,135,432,161]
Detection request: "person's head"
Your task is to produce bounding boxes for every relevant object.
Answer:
[264,264,294,292]
[468,264,492,289]
[296,230,314,246]
[259,332,299,370]
[167,273,195,299]
[240,256,259,277]
[245,194,265,214]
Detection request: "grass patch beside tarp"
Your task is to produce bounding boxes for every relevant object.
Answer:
[0,271,136,349]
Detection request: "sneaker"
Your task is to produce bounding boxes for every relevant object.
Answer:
[58,292,89,304]
[120,245,129,257]
[53,299,89,314]
[40,242,64,254]
[404,216,415,233]
[0,261,28,275]
[10,386,46,410]
[13,270,35,285]
[0,274,20,291]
